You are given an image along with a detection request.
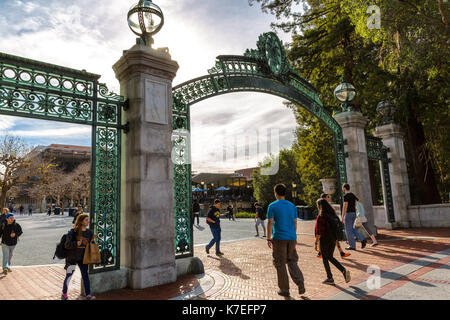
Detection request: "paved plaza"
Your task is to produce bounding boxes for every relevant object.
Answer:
[1,220,448,300]
[10,213,264,267]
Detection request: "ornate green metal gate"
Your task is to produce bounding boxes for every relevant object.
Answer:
[0,53,124,273]
[366,135,395,222]
[172,32,348,258]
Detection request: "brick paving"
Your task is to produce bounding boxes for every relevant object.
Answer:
[0,265,81,300]
[0,222,449,300]
[194,222,450,300]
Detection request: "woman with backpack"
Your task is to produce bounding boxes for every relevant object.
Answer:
[61,213,96,300]
[315,198,351,285]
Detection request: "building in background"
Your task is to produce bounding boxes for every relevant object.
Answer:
[192,167,259,211]
[10,144,91,212]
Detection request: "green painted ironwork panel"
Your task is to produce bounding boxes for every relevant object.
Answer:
[91,126,121,272]
[172,32,347,258]
[0,52,123,273]
[366,135,395,222]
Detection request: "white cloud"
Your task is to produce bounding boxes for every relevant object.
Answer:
[0,0,300,171]
[10,126,90,138]
[0,116,16,130]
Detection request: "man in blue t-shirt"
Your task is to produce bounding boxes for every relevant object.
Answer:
[205,199,224,256]
[267,184,305,297]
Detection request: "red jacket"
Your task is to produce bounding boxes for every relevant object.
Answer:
[314,214,327,237]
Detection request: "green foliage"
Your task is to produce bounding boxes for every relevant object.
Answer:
[235,212,256,218]
[251,0,450,203]
[293,108,337,206]
[252,149,303,206]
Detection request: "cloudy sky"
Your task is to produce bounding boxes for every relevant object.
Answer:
[0,0,301,172]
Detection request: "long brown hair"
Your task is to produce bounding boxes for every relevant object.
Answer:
[73,213,89,238]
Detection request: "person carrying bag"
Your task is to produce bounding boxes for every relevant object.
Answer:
[60,213,97,300]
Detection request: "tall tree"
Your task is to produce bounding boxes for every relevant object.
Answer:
[252,149,303,206]
[339,0,448,203]
[250,0,449,203]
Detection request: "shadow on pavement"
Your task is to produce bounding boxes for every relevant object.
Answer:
[194,225,205,231]
[208,255,250,280]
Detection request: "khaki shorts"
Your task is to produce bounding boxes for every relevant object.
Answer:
[255,218,265,227]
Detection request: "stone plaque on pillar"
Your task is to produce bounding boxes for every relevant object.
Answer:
[145,79,168,125]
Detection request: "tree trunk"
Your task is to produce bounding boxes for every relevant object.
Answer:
[406,111,442,204]
[0,191,7,208]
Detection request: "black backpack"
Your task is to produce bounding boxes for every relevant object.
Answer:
[325,214,346,241]
[259,209,267,221]
[53,232,70,260]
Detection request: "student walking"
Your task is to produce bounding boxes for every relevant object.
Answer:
[267,184,305,297]
[72,205,83,224]
[0,208,7,225]
[315,199,351,285]
[226,201,234,221]
[19,205,24,215]
[28,204,33,216]
[341,184,366,250]
[356,202,379,247]
[0,213,23,275]
[61,213,97,300]
[192,200,200,226]
[205,199,224,257]
[254,203,266,237]
[316,194,350,259]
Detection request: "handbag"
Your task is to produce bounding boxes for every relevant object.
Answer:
[83,241,101,265]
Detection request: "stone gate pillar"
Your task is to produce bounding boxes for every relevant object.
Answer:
[374,123,411,228]
[334,111,376,235]
[113,43,179,289]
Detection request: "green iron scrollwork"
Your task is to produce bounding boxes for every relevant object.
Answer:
[366,135,395,222]
[172,32,348,258]
[0,52,124,273]
[92,126,121,271]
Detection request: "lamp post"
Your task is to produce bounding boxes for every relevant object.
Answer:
[334,75,357,112]
[127,0,164,47]
[376,101,396,125]
[291,182,298,204]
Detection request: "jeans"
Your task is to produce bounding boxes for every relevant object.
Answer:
[192,213,200,225]
[62,262,91,295]
[272,239,304,292]
[206,227,221,253]
[2,245,16,270]
[320,238,345,279]
[344,212,364,249]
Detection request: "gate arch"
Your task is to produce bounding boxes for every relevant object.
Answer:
[172,32,347,258]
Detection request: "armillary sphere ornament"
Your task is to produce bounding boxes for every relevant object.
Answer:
[264,33,284,76]
[127,0,164,47]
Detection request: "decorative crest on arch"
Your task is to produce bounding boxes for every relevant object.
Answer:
[244,32,295,80]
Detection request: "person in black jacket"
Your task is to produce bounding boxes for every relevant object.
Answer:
[1,213,23,275]
[192,200,200,226]
[205,199,224,256]
[315,199,351,285]
[61,213,97,300]
[0,208,7,225]
[72,205,83,224]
